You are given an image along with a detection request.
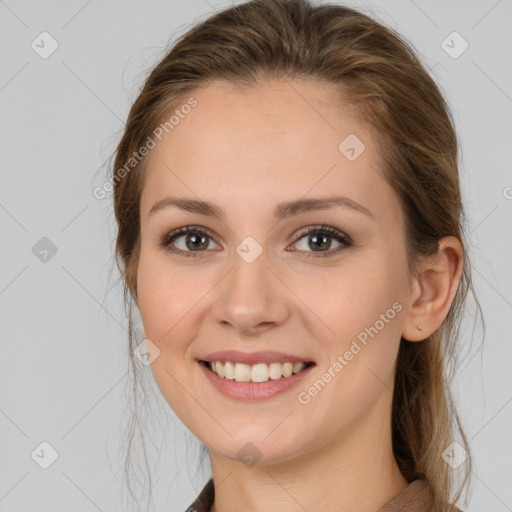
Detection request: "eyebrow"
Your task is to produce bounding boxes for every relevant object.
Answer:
[148,195,373,221]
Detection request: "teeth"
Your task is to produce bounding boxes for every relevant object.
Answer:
[234,363,251,382]
[282,362,293,378]
[293,362,305,374]
[269,362,282,380]
[208,361,307,382]
[251,363,269,383]
[224,361,235,380]
[215,361,225,378]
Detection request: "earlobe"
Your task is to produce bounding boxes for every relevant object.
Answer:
[402,236,463,342]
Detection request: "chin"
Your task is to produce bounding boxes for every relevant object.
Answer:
[204,429,309,467]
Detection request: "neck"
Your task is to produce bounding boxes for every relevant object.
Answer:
[208,395,409,512]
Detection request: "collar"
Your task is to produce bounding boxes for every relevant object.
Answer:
[185,477,462,512]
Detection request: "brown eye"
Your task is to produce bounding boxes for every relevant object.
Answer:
[292,225,352,258]
[160,226,220,257]
[182,232,210,251]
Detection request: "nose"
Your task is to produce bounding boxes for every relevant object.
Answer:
[211,248,290,337]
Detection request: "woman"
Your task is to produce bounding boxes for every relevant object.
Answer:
[111,0,480,510]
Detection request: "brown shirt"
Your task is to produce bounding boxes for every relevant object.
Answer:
[184,478,464,512]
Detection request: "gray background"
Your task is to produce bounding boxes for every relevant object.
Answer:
[1,0,511,511]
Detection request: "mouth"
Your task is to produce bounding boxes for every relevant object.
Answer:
[198,358,316,401]
[199,360,316,383]
[196,350,317,401]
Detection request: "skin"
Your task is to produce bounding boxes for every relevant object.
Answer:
[135,78,463,512]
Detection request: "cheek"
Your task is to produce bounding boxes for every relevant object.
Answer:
[290,257,397,341]
[137,247,194,328]
[136,250,201,415]
[136,249,195,356]
[297,256,404,401]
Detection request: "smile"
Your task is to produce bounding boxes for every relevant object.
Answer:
[203,360,314,383]
[197,352,316,401]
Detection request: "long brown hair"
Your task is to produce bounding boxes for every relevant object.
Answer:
[109,1,483,510]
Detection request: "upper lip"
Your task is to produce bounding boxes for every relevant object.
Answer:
[199,350,315,365]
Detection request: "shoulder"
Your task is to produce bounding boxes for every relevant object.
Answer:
[377,479,433,511]
[377,479,466,512]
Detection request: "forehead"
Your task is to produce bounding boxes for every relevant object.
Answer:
[140,78,397,223]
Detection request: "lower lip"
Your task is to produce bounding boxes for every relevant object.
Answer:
[198,361,315,401]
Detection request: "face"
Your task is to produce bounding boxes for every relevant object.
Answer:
[136,78,412,466]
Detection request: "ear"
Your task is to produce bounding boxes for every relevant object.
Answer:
[402,236,463,342]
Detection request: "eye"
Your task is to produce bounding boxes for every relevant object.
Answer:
[159,224,352,258]
[159,225,220,257]
[290,225,352,258]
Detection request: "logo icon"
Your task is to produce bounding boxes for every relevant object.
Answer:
[338,134,366,161]
[31,32,59,59]
[441,441,468,469]
[236,442,263,467]
[31,441,59,469]
[32,237,58,263]
[236,236,263,264]
[441,32,468,59]
[134,339,161,366]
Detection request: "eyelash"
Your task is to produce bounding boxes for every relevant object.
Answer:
[159,224,352,259]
